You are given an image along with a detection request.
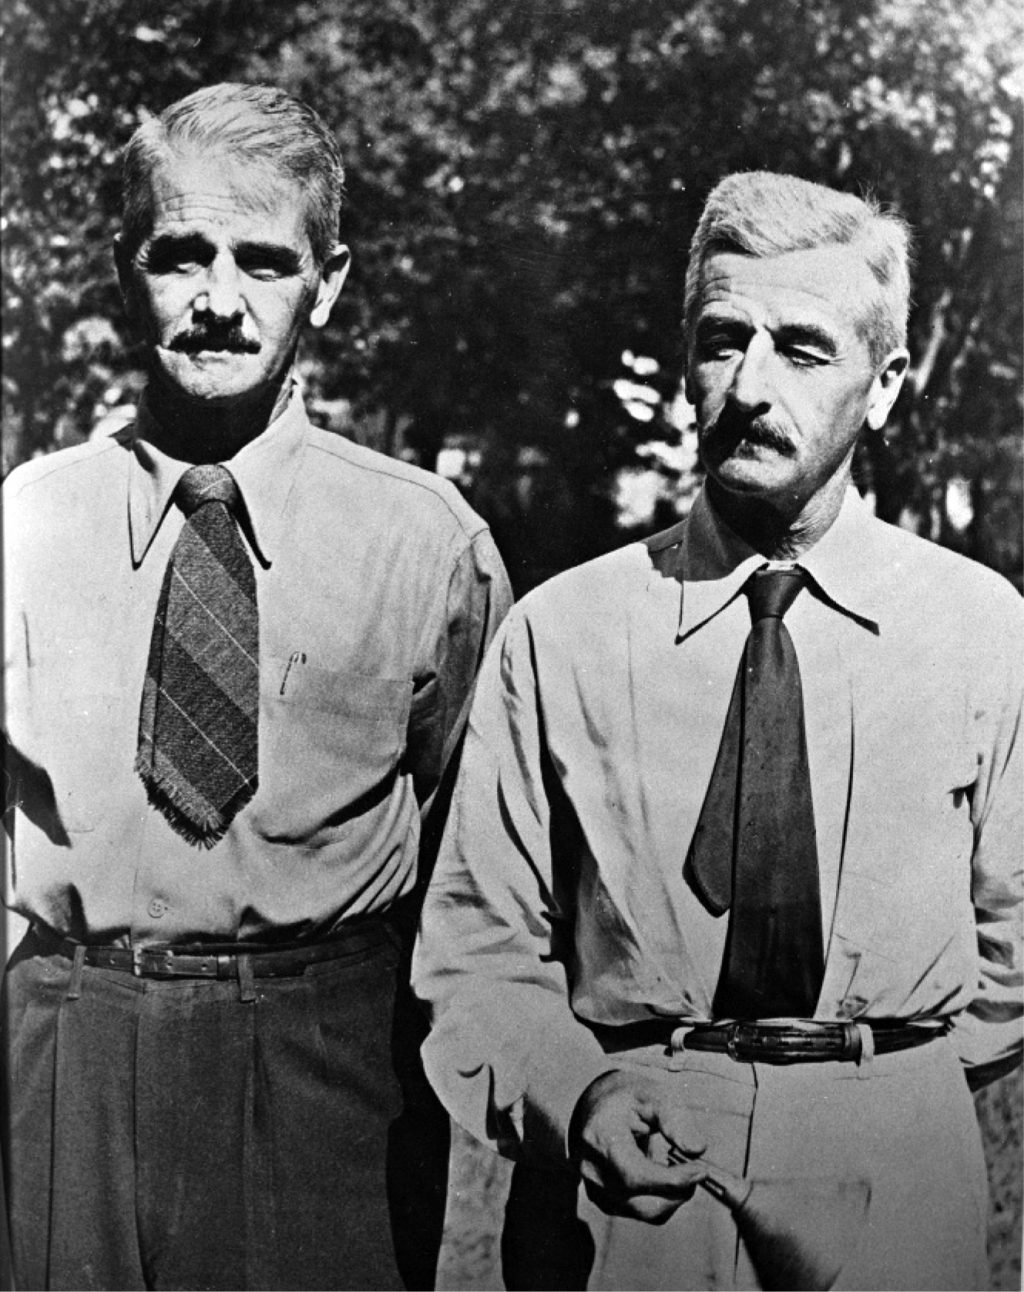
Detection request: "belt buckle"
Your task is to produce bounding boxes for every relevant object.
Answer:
[725,1021,763,1062]
[724,1020,806,1062]
[133,946,175,977]
[724,1020,851,1063]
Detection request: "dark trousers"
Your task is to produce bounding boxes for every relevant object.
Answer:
[2,927,448,1291]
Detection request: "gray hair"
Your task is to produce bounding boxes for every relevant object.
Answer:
[121,83,345,265]
[683,172,912,366]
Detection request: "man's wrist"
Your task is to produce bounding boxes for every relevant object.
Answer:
[519,1051,622,1166]
[567,1068,626,1165]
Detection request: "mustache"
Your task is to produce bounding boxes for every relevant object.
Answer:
[705,407,796,454]
[169,325,260,354]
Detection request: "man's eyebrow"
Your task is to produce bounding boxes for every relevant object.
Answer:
[694,312,750,334]
[148,231,211,255]
[773,321,840,354]
[233,240,304,271]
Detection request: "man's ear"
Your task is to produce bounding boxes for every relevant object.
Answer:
[683,369,695,408]
[866,348,909,431]
[682,340,695,408]
[309,244,351,329]
[113,233,139,328]
[676,325,697,405]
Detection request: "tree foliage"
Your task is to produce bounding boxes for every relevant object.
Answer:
[2,0,1021,590]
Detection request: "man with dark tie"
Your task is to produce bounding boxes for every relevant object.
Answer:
[2,82,511,1290]
[413,172,1022,1290]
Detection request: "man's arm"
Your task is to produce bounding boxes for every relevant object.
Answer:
[405,527,512,820]
[953,588,1024,1089]
[412,605,707,1215]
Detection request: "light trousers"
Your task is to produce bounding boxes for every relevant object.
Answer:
[504,1035,989,1291]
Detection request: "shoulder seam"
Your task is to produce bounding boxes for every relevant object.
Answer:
[306,438,487,539]
[4,438,124,495]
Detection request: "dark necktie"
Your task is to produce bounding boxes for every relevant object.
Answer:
[686,567,824,1018]
[136,464,259,847]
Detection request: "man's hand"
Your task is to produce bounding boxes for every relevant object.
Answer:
[568,1069,708,1223]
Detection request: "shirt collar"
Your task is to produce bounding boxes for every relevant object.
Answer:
[795,487,886,631]
[656,485,885,640]
[128,383,309,569]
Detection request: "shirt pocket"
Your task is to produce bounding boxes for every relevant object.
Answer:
[250,655,413,844]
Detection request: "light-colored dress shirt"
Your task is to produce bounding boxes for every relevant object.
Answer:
[3,389,512,945]
[413,487,1023,1161]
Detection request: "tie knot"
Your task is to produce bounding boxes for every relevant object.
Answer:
[745,567,806,623]
[176,464,240,517]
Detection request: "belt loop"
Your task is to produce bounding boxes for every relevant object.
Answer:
[66,944,87,1001]
[237,953,256,1003]
[668,1025,691,1056]
[855,1022,875,1074]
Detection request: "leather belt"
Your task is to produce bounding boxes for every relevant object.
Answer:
[683,1018,948,1064]
[32,920,390,980]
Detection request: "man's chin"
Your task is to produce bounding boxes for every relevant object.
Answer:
[706,455,792,499]
[152,351,267,405]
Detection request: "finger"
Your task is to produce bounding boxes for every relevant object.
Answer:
[584,1179,692,1225]
[627,1088,708,1163]
[645,1129,706,1169]
[581,1129,706,1200]
[655,1109,708,1160]
[658,1136,707,1167]
[607,1139,708,1199]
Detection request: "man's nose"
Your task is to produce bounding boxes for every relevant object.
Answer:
[730,334,773,411]
[196,254,244,320]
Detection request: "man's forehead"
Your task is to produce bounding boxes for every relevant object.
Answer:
[696,246,875,330]
[144,148,308,238]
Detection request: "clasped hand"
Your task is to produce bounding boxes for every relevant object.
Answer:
[569,1069,708,1223]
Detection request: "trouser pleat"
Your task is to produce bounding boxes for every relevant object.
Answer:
[5,928,448,1290]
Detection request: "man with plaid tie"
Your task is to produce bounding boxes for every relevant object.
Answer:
[413,173,1023,1289]
[3,83,511,1289]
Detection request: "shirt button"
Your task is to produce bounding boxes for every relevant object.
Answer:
[147,898,169,919]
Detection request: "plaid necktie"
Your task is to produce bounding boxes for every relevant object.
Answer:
[136,464,259,847]
[686,567,824,1018]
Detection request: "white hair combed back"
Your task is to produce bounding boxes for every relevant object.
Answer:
[122,83,345,265]
[684,172,912,366]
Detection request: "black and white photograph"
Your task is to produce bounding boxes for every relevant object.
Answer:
[2,2,1021,1289]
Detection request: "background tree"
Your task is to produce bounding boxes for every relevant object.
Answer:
[3,0,1021,589]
